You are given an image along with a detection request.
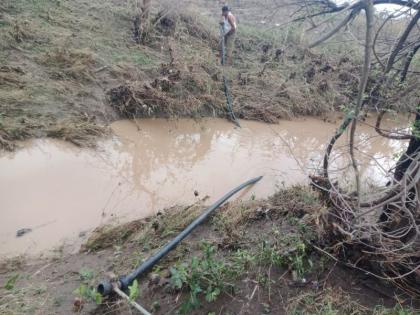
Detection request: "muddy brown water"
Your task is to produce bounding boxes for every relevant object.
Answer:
[0,116,408,257]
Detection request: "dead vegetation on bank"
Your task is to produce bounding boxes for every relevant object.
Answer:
[106,8,366,124]
[107,60,226,120]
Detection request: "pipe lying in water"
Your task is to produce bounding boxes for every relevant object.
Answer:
[97,176,263,296]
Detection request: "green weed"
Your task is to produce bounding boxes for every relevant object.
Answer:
[73,284,103,305]
[151,300,161,312]
[78,267,94,281]
[373,304,418,315]
[288,287,419,315]
[111,50,155,66]
[4,274,20,290]
[169,242,237,314]
[257,238,312,281]
[73,267,102,304]
[128,279,140,301]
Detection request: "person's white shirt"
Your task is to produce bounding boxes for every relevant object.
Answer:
[223,12,237,35]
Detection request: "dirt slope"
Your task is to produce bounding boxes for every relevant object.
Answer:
[0,0,380,151]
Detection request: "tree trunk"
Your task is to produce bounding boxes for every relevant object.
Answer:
[394,110,420,181]
[400,43,420,82]
[385,10,420,73]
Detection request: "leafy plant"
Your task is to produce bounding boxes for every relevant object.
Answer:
[169,242,236,313]
[78,268,94,281]
[257,239,312,281]
[151,301,161,312]
[74,267,102,304]
[4,273,19,290]
[73,284,103,305]
[128,279,140,301]
[231,249,256,272]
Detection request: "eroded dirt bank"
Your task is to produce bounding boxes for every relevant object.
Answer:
[1,187,418,314]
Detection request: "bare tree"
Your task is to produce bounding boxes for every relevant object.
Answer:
[295,0,420,296]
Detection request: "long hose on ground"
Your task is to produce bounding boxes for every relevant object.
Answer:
[97,176,263,297]
[220,24,241,128]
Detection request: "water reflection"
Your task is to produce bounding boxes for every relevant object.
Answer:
[0,116,408,256]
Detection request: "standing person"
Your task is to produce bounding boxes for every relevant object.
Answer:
[220,5,237,66]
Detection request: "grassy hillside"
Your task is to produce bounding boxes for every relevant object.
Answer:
[0,0,388,151]
[0,0,158,149]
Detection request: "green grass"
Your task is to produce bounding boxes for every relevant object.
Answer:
[0,0,161,148]
[169,242,239,314]
[1,0,159,75]
[111,50,155,65]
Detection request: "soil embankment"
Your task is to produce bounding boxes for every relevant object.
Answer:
[1,185,417,314]
[4,0,414,150]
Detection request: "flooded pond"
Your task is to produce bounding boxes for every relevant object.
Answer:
[0,116,408,257]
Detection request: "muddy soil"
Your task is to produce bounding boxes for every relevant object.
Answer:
[0,189,417,315]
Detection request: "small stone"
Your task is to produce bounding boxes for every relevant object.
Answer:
[73,298,84,313]
[16,228,32,237]
[149,273,160,285]
[311,280,320,289]
[194,190,199,197]
[159,278,170,287]
[106,272,117,281]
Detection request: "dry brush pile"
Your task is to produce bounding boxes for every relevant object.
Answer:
[106,3,382,124]
[107,49,226,119]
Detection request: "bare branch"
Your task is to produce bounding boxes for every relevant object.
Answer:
[308,9,360,48]
[292,0,419,22]
[349,0,375,208]
[385,10,420,73]
[400,43,420,81]
[375,111,414,139]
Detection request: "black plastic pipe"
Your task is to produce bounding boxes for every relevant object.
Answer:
[220,24,241,128]
[98,176,263,296]
[220,24,226,66]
